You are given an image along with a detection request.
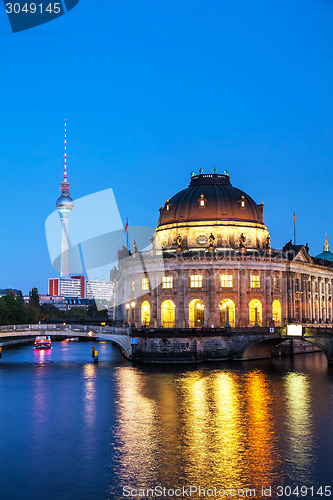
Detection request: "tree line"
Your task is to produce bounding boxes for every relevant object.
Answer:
[0,288,109,326]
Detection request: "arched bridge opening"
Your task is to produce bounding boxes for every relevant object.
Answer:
[242,336,332,363]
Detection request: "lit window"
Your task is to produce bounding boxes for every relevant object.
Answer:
[142,278,149,291]
[273,276,280,289]
[131,280,135,292]
[220,274,233,287]
[162,276,173,289]
[165,200,172,211]
[190,275,202,288]
[198,194,207,209]
[250,275,260,288]
[238,195,246,209]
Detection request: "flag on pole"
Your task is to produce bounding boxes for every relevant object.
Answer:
[124,218,128,233]
[293,213,296,223]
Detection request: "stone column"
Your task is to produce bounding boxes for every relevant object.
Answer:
[207,268,217,328]
[239,268,247,327]
[286,271,294,322]
[301,274,307,323]
[318,278,323,323]
[150,273,158,327]
[265,269,272,327]
[323,279,328,323]
[281,270,288,326]
[330,281,333,322]
[176,268,185,328]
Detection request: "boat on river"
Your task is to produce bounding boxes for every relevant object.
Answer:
[34,336,52,349]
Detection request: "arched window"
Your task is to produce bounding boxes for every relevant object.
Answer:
[141,301,150,326]
[189,299,205,328]
[161,300,175,328]
[249,299,262,326]
[219,299,235,327]
[272,299,281,327]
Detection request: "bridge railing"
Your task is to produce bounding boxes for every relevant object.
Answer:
[0,324,131,336]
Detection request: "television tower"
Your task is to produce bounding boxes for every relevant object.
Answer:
[56,119,74,278]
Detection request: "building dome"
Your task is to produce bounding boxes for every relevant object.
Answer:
[56,194,74,213]
[155,172,269,250]
[316,236,333,261]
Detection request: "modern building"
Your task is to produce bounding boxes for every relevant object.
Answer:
[86,280,113,301]
[112,170,333,328]
[48,276,113,301]
[48,276,83,298]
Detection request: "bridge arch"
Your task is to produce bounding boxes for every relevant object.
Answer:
[241,335,333,363]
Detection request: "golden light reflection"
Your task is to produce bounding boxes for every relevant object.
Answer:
[245,370,278,487]
[115,367,159,487]
[211,372,247,488]
[179,373,209,475]
[284,372,313,480]
[114,368,284,495]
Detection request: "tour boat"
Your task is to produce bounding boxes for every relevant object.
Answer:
[34,335,52,349]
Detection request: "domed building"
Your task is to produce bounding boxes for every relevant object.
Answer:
[112,171,333,330]
[156,171,269,251]
[316,236,333,262]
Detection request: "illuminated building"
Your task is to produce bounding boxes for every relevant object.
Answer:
[112,170,333,328]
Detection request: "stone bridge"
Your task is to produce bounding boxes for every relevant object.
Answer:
[0,324,133,360]
[1,324,333,364]
[127,325,333,364]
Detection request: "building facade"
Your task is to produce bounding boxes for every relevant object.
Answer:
[48,276,113,301]
[112,171,333,329]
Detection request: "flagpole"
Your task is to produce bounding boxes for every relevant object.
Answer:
[293,213,296,246]
[125,217,129,250]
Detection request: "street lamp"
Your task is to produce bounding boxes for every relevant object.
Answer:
[126,301,136,326]
[196,302,204,326]
[254,300,259,327]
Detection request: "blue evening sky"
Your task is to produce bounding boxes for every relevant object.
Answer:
[1,0,333,294]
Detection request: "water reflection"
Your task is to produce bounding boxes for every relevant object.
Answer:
[114,368,284,494]
[114,367,160,490]
[83,363,97,426]
[284,372,313,481]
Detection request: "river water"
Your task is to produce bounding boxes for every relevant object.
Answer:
[0,341,332,500]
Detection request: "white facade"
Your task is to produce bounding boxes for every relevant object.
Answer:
[86,280,113,301]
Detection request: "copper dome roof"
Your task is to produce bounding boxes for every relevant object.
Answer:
[157,173,265,228]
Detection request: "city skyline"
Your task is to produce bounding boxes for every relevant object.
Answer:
[1,0,333,293]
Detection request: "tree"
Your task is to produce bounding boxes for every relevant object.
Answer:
[29,287,40,309]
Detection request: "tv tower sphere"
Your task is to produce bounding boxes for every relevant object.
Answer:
[56,193,74,213]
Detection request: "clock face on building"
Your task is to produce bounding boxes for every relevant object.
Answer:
[196,234,208,245]
[162,237,171,248]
